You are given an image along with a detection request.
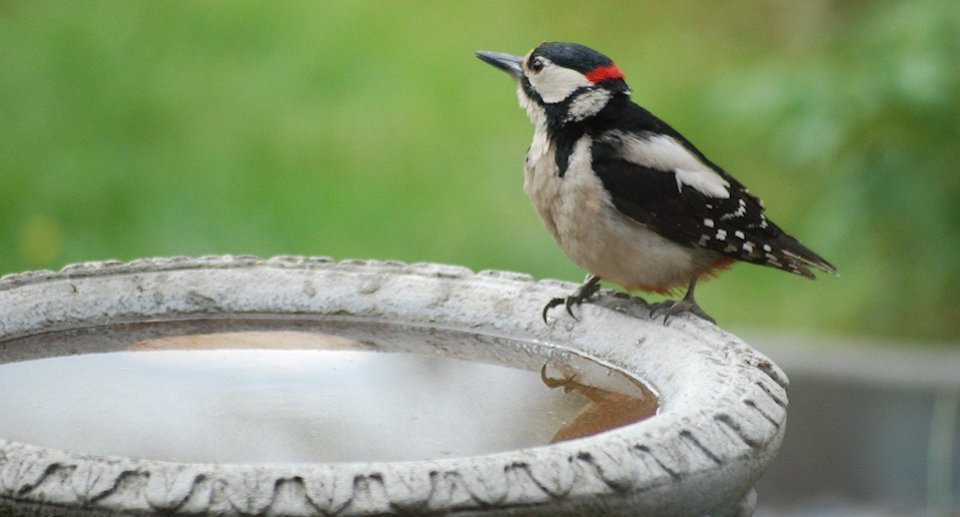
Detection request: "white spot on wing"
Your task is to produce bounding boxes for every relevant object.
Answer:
[614,132,730,199]
[721,203,747,221]
[703,218,715,228]
[716,229,727,240]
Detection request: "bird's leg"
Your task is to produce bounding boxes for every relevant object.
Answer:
[542,275,602,323]
[651,279,716,324]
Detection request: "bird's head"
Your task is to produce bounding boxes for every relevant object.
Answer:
[477,42,630,126]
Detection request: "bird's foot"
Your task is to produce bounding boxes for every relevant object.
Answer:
[542,275,602,324]
[650,278,716,324]
[650,297,715,324]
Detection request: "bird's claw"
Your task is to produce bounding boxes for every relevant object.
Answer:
[541,295,582,323]
[542,276,602,324]
[650,298,715,324]
[539,363,577,390]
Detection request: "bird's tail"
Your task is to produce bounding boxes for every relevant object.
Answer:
[773,233,837,279]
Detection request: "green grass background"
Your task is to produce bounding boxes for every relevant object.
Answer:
[1,1,957,342]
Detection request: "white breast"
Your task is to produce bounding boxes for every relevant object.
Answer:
[523,125,562,241]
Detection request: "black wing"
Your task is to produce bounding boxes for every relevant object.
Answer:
[583,99,836,277]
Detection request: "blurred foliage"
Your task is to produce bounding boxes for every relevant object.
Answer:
[0,1,957,341]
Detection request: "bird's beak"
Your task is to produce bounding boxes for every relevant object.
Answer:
[476,51,523,80]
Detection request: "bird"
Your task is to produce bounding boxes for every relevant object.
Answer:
[476,42,836,324]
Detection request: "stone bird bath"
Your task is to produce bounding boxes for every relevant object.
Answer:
[0,256,787,515]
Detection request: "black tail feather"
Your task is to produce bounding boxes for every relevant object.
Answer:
[775,233,837,278]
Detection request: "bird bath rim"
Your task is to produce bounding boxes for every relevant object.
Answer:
[0,255,787,516]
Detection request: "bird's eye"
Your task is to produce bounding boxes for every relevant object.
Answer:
[529,57,545,73]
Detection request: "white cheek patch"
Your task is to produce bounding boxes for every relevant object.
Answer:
[528,65,593,104]
[566,89,611,121]
[619,133,730,199]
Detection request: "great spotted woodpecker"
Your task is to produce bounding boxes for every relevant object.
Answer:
[477,42,836,324]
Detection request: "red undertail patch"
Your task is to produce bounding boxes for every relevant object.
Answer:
[585,63,625,83]
[622,257,737,296]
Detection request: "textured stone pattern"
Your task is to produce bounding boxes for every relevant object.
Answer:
[0,255,788,516]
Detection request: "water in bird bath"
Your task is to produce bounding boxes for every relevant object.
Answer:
[0,320,658,463]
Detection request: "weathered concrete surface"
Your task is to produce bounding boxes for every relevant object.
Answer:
[0,255,788,516]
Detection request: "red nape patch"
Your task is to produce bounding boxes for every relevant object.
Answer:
[585,63,625,83]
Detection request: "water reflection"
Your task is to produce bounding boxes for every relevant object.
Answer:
[0,329,658,463]
[541,360,659,443]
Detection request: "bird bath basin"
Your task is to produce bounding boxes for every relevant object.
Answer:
[0,256,787,516]
[0,327,658,464]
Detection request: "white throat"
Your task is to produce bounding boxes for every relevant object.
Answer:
[517,83,548,131]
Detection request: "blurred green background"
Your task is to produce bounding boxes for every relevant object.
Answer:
[1,1,957,341]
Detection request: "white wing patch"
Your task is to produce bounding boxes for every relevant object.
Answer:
[673,169,730,199]
[617,132,731,199]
